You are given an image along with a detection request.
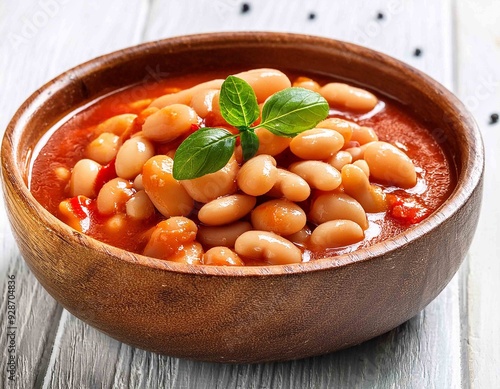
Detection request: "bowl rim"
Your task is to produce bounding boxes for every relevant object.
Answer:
[1,31,484,277]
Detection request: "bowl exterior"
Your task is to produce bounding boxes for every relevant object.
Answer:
[1,33,484,363]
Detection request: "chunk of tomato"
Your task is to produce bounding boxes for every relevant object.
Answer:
[387,194,429,225]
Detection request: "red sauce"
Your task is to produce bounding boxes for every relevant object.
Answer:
[30,71,455,262]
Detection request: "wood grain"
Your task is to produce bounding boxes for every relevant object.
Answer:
[44,272,467,389]
[0,0,494,387]
[0,1,148,387]
[456,0,500,387]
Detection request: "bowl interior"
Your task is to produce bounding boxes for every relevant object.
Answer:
[2,32,483,275]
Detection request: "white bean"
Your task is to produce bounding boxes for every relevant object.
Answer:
[289,161,341,191]
[203,247,244,266]
[327,151,353,171]
[284,226,312,247]
[309,192,368,230]
[345,142,374,161]
[310,220,364,248]
[105,214,127,233]
[251,199,306,236]
[319,82,378,112]
[234,68,291,103]
[234,231,302,265]
[149,79,224,108]
[181,155,238,203]
[95,114,137,136]
[267,168,310,202]
[142,104,199,142]
[351,126,378,145]
[317,117,359,143]
[69,159,101,198]
[352,159,370,177]
[168,242,203,264]
[363,141,417,188]
[255,127,291,156]
[198,194,256,226]
[115,136,155,179]
[206,91,226,126]
[289,128,344,160]
[142,155,194,217]
[125,190,155,220]
[85,132,121,165]
[96,177,134,215]
[128,98,152,111]
[237,155,278,196]
[133,174,144,190]
[54,166,70,181]
[341,164,387,213]
[143,217,198,260]
[292,77,320,92]
[138,106,160,123]
[190,88,219,118]
[197,221,252,248]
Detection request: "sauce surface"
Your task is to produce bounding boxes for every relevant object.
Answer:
[30,71,455,263]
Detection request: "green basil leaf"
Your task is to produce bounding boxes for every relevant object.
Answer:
[173,128,236,180]
[259,88,329,137]
[240,129,259,161]
[219,76,260,128]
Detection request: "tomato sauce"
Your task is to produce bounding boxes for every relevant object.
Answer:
[29,71,455,262]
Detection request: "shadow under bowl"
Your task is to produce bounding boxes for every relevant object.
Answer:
[1,32,484,363]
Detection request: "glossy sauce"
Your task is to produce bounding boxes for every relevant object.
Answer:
[30,71,455,262]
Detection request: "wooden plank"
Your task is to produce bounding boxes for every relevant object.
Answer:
[0,1,148,387]
[456,0,500,387]
[40,1,466,388]
[0,252,63,388]
[42,311,125,389]
[143,0,454,88]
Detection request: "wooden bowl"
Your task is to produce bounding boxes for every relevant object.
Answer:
[1,32,483,363]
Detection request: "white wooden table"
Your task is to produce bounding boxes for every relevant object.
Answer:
[1,1,499,388]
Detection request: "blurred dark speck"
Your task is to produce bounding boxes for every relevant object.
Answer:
[413,48,423,57]
[489,113,499,125]
[308,12,316,20]
[241,2,251,14]
[376,12,384,20]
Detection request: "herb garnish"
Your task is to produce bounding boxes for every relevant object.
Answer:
[172,76,329,180]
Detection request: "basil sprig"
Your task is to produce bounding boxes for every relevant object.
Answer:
[172,75,329,180]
